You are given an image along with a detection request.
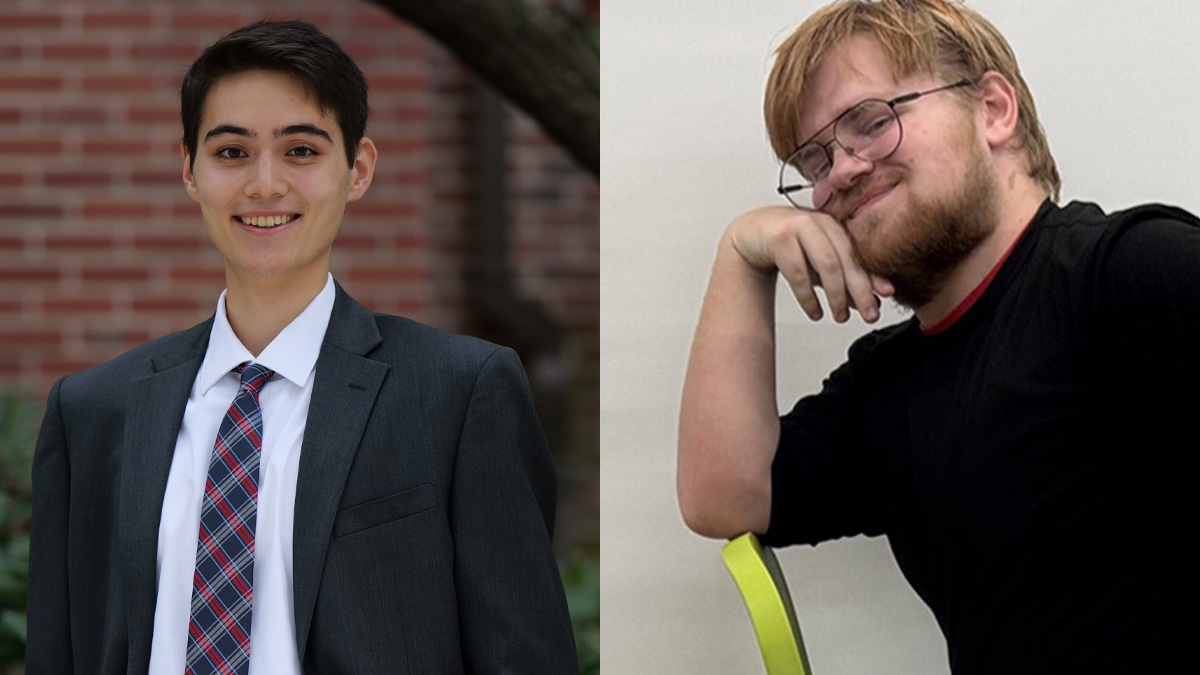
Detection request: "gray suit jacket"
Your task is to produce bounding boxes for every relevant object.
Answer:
[27,283,578,673]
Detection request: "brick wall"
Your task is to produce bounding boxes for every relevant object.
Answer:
[0,0,598,548]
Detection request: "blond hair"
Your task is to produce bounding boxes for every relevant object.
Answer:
[765,0,1060,200]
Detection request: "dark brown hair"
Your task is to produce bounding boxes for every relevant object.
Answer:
[180,20,368,169]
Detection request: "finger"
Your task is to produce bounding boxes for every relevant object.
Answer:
[820,220,880,322]
[871,274,894,297]
[774,237,825,321]
[797,222,851,323]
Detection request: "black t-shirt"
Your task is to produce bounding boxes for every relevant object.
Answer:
[762,199,1200,674]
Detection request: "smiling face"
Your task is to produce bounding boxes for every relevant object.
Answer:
[182,69,375,291]
[798,35,999,307]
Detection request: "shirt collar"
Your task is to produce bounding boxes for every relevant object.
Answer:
[196,273,336,395]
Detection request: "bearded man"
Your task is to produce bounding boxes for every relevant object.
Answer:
[676,1,1199,672]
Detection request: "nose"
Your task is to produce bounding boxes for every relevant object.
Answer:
[824,140,875,193]
[245,153,287,198]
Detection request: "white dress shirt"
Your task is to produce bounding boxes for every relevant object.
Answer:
[148,274,335,674]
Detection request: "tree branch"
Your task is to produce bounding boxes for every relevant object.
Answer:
[367,0,599,178]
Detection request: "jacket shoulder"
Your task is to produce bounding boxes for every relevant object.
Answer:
[368,313,516,373]
[56,320,211,403]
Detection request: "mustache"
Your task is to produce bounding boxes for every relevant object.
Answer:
[832,170,905,219]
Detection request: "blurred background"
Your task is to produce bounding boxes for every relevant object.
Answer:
[602,1,1199,674]
[0,0,598,671]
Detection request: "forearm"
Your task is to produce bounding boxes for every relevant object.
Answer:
[678,233,780,539]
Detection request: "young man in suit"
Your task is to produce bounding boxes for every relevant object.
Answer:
[28,20,577,674]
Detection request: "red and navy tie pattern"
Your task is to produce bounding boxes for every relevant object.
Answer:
[186,363,273,675]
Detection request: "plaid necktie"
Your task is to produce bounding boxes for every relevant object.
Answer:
[185,362,274,675]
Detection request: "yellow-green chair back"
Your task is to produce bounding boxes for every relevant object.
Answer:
[721,533,813,675]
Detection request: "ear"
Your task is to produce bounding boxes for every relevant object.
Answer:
[346,137,378,203]
[976,71,1020,151]
[181,143,200,204]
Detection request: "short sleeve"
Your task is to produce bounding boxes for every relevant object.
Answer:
[760,335,888,548]
[1094,208,1200,409]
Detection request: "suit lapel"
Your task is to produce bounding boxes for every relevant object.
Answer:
[293,284,388,659]
[118,320,211,668]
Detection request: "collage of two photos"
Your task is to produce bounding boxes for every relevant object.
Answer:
[4,0,1200,673]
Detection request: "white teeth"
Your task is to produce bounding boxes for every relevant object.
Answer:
[242,215,296,228]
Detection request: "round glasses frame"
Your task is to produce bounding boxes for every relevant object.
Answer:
[777,80,973,210]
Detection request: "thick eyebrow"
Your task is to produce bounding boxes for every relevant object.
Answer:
[276,124,333,144]
[203,123,334,145]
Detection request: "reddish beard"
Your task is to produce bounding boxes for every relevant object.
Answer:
[846,143,999,309]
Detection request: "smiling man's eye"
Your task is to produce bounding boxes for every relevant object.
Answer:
[216,147,246,160]
[288,146,318,158]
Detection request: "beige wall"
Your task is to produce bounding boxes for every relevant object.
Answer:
[601,2,1200,673]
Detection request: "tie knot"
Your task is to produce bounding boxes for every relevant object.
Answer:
[235,362,274,393]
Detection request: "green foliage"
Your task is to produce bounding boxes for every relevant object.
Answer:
[0,389,38,668]
[561,549,600,675]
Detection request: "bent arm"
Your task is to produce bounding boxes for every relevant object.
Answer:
[678,207,888,540]
[450,347,578,674]
[27,378,74,674]
[678,231,779,539]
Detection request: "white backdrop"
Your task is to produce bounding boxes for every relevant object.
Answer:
[601,2,1200,674]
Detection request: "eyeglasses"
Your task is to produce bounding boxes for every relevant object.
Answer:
[777,80,972,210]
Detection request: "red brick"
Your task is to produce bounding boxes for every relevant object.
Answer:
[46,237,114,250]
[133,299,201,312]
[83,12,154,29]
[41,107,107,124]
[44,360,105,379]
[0,45,21,60]
[131,171,178,186]
[347,202,419,217]
[171,267,224,282]
[0,140,61,155]
[394,171,423,185]
[84,75,156,92]
[367,74,426,91]
[44,298,112,313]
[43,44,112,60]
[372,139,426,153]
[173,204,200,218]
[0,236,21,248]
[45,172,112,187]
[131,44,203,60]
[81,268,150,281]
[0,14,63,29]
[83,140,154,155]
[394,235,424,249]
[0,204,61,218]
[0,299,19,312]
[0,76,62,92]
[0,268,58,282]
[0,108,19,123]
[83,329,152,345]
[345,267,425,282]
[133,237,203,250]
[395,108,429,123]
[0,332,60,345]
[170,13,244,30]
[0,173,21,187]
[332,235,376,249]
[83,203,153,219]
[128,107,180,123]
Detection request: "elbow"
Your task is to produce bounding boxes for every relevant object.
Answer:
[677,458,770,540]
